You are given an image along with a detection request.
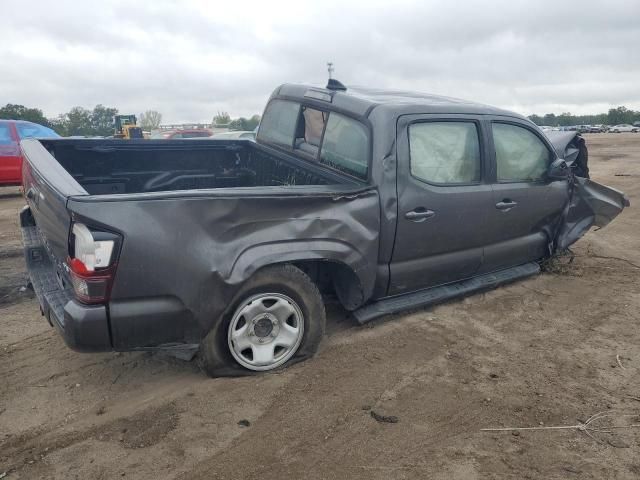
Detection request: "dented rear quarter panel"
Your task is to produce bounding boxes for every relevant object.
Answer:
[67,186,380,347]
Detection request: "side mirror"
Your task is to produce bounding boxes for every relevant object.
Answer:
[548,158,569,180]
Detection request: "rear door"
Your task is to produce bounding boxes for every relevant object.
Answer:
[389,114,494,295]
[480,117,569,272]
[0,122,21,185]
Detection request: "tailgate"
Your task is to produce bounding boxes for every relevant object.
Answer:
[20,138,87,262]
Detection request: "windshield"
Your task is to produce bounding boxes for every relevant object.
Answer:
[16,122,60,139]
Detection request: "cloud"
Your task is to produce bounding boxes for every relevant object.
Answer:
[1,0,639,122]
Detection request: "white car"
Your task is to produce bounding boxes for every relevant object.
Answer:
[609,124,639,133]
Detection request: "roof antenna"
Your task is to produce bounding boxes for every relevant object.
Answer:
[326,61,346,91]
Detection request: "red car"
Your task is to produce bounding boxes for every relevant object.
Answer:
[0,120,59,186]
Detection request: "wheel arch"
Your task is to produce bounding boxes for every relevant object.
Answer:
[226,240,374,310]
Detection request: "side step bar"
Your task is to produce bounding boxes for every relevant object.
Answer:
[353,262,541,325]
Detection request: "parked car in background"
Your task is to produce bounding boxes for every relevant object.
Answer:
[609,124,639,133]
[152,128,214,139]
[591,125,607,133]
[0,120,59,186]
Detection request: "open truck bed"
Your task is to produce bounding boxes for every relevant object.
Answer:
[38,138,359,195]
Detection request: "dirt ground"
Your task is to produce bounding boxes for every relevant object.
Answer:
[1,133,639,479]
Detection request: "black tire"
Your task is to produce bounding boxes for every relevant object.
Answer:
[199,264,325,377]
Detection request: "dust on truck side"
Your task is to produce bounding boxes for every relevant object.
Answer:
[20,81,628,376]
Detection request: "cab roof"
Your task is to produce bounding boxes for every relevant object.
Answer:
[274,82,525,120]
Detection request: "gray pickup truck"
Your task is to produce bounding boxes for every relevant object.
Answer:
[20,81,628,376]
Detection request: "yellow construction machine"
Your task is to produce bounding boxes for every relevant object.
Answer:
[114,115,144,139]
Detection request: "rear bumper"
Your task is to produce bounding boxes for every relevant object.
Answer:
[21,207,112,352]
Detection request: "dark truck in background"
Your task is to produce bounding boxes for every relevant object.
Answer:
[20,81,629,376]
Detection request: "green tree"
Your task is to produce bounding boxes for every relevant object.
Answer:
[139,110,162,130]
[607,106,634,125]
[61,107,93,136]
[48,105,119,136]
[556,112,574,127]
[229,114,261,131]
[542,113,557,126]
[528,114,543,125]
[0,104,51,127]
[228,118,243,130]
[213,111,231,126]
[48,115,68,135]
[520,107,640,128]
[91,105,119,136]
[246,114,261,131]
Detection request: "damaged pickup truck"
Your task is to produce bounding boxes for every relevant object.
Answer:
[20,81,629,376]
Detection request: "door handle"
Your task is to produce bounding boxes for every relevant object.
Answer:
[404,209,435,222]
[495,199,517,211]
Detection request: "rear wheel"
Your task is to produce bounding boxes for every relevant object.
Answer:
[227,292,305,371]
[200,264,325,376]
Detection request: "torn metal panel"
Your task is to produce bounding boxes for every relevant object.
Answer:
[544,131,589,178]
[556,177,630,250]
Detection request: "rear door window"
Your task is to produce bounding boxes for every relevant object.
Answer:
[409,121,481,184]
[257,100,300,148]
[319,113,368,179]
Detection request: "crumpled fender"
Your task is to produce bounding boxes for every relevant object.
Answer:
[556,176,630,250]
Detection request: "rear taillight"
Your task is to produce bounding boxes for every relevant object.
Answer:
[67,223,120,304]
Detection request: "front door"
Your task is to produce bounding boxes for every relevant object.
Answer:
[389,114,494,295]
[480,118,569,273]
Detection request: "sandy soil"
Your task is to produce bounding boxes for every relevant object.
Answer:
[1,133,639,479]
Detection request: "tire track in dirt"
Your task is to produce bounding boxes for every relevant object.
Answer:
[1,402,180,476]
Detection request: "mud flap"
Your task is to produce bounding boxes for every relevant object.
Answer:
[556,177,630,250]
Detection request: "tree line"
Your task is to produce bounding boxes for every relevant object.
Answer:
[7,101,635,134]
[528,106,640,127]
[212,112,260,131]
[0,104,261,136]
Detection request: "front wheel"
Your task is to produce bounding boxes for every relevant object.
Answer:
[200,264,326,376]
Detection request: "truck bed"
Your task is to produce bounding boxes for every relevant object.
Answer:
[38,138,359,195]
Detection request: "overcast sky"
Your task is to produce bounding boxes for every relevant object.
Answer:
[2,0,639,123]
